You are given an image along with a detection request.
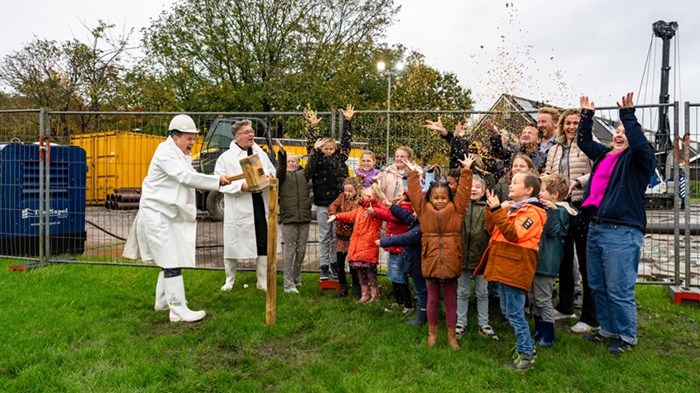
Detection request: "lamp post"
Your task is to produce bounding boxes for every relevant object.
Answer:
[377,60,404,162]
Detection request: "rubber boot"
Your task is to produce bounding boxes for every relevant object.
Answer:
[357,285,371,304]
[369,286,380,303]
[406,308,427,326]
[447,325,461,351]
[532,315,543,342]
[256,256,267,292]
[163,275,206,323]
[154,271,168,311]
[538,321,555,348]
[220,258,237,292]
[427,323,439,347]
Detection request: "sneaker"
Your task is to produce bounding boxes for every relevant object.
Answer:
[584,332,610,344]
[506,352,536,371]
[455,325,466,340]
[401,307,415,315]
[479,325,499,340]
[607,339,634,354]
[553,310,577,320]
[319,266,330,281]
[284,288,299,294]
[570,321,596,334]
[383,303,401,312]
[534,337,553,348]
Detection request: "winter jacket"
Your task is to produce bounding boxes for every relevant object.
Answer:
[334,197,383,264]
[490,134,548,174]
[305,119,352,206]
[380,204,422,278]
[441,132,471,170]
[377,163,422,201]
[461,201,489,270]
[328,192,360,241]
[476,203,546,292]
[355,167,381,188]
[544,135,593,202]
[535,203,576,276]
[372,199,413,255]
[577,107,656,231]
[408,167,473,280]
[277,150,312,224]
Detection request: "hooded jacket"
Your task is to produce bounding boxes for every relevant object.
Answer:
[407,167,473,280]
[476,202,547,291]
[577,107,656,231]
[334,197,383,264]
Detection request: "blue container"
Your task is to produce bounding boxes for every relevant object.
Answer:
[0,144,87,256]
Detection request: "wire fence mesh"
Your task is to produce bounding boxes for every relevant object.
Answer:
[0,104,697,287]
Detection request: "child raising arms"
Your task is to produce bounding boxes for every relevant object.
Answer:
[404,154,474,350]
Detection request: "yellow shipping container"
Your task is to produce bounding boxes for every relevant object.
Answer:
[70,131,167,204]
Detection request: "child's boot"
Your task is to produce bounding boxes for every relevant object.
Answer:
[357,285,370,304]
[369,286,380,303]
[427,323,439,347]
[406,308,427,326]
[446,325,461,351]
[532,315,542,342]
[537,321,555,347]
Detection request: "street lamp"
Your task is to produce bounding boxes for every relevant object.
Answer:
[377,60,404,162]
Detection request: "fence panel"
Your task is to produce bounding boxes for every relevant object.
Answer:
[683,103,700,287]
[1,106,697,287]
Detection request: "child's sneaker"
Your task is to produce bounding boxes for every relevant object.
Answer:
[401,307,415,315]
[506,352,536,371]
[455,325,466,340]
[479,325,499,340]
[383,303,401,312]
[584,332,610,344]
[570,321,596,334]
[553,310,577,320]
[607,339,634,355]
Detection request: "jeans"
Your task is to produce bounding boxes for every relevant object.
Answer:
[410,271,427,310]
[315,206,336,270]
[500,283,534,356]
[457,269,489,327]
[587,222,643,345]
[387,253,407,284]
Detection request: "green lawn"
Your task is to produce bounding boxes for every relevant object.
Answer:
[1,260,699,392]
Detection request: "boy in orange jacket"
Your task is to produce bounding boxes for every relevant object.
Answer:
[475,172,546,370]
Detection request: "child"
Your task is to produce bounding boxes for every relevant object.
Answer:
[305,104,354,280]
[276,140,313,294]
[355,150,380,188]
[371,186,414,313]
[493,153,538,203]
[328,177,362,297]
[328,189,383,303]
[450,173,497,340]
[530,173,577,347]
[376,193,427,325]
[476,172,546,370]
[405,154,474,351]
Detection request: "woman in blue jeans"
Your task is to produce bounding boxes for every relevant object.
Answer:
[576,92,655,354]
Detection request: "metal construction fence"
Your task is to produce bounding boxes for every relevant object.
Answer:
[0,104,698,288]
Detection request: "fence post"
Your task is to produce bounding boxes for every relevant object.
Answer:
[683,102,691,288]
[672,102,681,286]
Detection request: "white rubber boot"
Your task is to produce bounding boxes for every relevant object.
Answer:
[256,256,268,292]
[163,275,206,323]
[154,271,169,311]
[220,258,237,292]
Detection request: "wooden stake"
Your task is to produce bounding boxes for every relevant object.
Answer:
[265,178,279,325]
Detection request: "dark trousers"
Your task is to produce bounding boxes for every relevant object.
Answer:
[556,210,598,326]
[336,252,347,289]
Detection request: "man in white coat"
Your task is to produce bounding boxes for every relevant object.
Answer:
[216,120,276,292]
[123,114,231,323]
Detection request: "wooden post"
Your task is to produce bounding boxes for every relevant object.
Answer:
[265,178,279,325]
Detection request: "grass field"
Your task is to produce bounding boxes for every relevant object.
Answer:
[1,260,699,392]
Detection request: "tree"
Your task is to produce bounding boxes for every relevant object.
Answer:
[142,0,400,111]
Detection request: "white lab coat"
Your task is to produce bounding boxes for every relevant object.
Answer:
[123,137,220,268]
[215,141,277,259]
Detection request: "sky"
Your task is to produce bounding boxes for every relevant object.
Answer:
[1,0,699,111]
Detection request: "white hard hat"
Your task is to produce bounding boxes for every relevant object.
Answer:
[168,114,198,133]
